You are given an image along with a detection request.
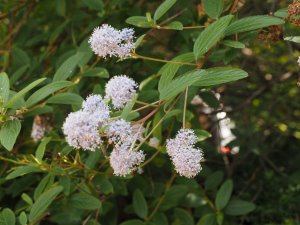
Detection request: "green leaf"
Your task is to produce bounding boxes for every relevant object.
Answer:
[284,36,300,43]
[46,93,83,106]
[6,165,41,180]
[0,119,21,151]
[49,20,69,44]
[0,72,10,103]
[197,213,216,225]
[10,65,29,85]
[81,67,109,78]
[159,185,188,210]
[26,81,73,107]
[166,21,183,30]
[21,193,33,205]
[203,0,224,19]
[195,129,212,142]
[5,78,46,108]
[154,0,177,22]
[93,175,114,194]
[274,8,288,18]
[133,189,148,219]
[7,91,25,109]
[158,52,194,92]
[120,220,144,225]
[29,186,63,223]
[151,213,168,225]
[216,212,224,225]
[135,34,146,48]
[174,208,194,225]
[159,70,208,100]
[0,208,16,225]
[215,179,233,210]
[19,212,27,225]
[34,174,55,200]
[56,0,66,16]
[83,0,103,10]
[205,171,224,190]
[225,16,285,35]
[126,16,153,28]
[199,91,220,109]
[35,137,52,162]
[121,94,137,120]
[224,199,256,215]
[194,15,233,58]
[193,67,248,87]
[70,193,102,210]
[222,40,245,48]
[53,53,85,81]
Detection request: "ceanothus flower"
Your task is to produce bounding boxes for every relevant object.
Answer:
[109,144,145,177]
[105,119,133,145]
[88,24,135,59]
[82,94,110,119]
[62,94,110,151]
[166,128,204,178]
[105,119,145,146]
[62,110,102,151]
[105,75,138,109]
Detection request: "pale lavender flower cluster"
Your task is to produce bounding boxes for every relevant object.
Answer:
[166,128,204,178]
[89,24,135,59]
[110,145,145,177]
[62,95,109,151]
[105,119,145,176]
[105,75,138,109]
[297,56,300,66]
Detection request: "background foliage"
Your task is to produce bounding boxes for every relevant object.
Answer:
[0,0,299,225]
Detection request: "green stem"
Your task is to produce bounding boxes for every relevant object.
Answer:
[132,53,196,66]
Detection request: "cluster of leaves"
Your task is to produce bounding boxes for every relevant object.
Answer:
[0,0,299,225]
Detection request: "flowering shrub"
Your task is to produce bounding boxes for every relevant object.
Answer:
[0,0,299,225]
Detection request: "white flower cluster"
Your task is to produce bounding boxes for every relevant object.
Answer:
[110,145,145,177]
[31,115,52,142]
[105,75,138,109]
[89,24,135,59]
[62,75,144,176]
[297,56,300,66]
[62,95,109,151]
[166,128,204,178]
[105,119,145,176]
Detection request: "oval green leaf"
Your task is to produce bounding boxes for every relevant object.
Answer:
[154,0,177,22]
[203,0,224,19]
[29,186,63,223]
[0,208,16,225]
[0,72,10,103]
[5,78,46,109]
[193,67,248,87]
[26,81,73,107]
[225,15,284,36]
[224,199,256,216]
[70,192,102,210]
[6,165,41,180]
[0,119,21,151]
[133,189,148,219]
[215,179,233,210]
[194,15,233,58]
